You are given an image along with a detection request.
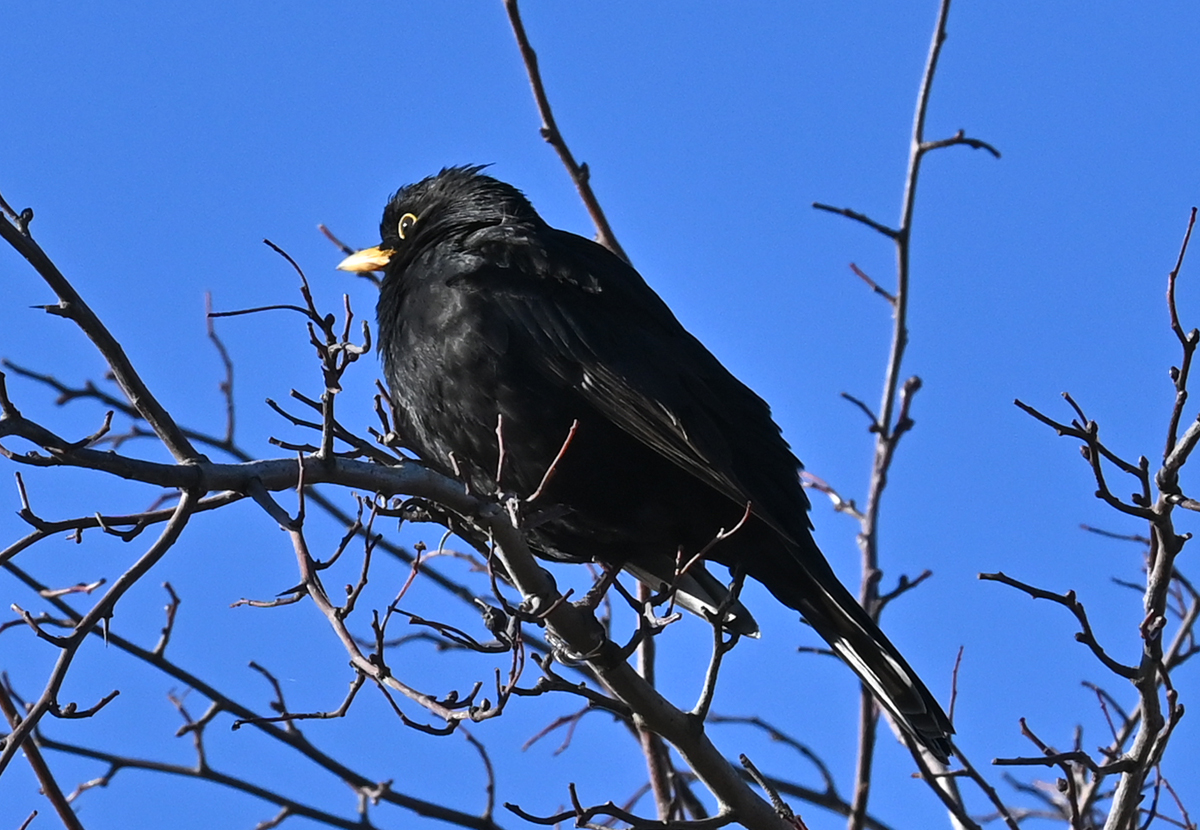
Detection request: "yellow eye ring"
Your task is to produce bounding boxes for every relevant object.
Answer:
[398,212,418,240]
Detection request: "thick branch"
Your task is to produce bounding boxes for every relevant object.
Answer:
[0,683,85,830]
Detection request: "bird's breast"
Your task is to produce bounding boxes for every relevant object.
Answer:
[379,279,583,496]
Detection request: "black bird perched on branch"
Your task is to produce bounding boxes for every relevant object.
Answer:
[338,166,954,761]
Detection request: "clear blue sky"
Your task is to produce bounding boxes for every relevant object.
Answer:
[2,4,1198,829]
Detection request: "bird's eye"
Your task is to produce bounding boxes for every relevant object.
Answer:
[398,212,418,240]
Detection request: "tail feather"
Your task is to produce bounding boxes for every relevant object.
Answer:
[819,610,955,761]
[765,543,955,762]
[622,560,761,638]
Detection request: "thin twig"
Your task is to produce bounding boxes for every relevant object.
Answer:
[849,263,896,304]
[1164,207,1198,458]
[502,0,628,261]
[204,292,236,445]
[978,572,1137,678]
[831,0,997,825]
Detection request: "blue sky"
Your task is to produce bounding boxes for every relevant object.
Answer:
[2,4,1199,829]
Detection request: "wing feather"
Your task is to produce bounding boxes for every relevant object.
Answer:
[469,226,811,546]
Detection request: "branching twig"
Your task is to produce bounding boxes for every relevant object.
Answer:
[0,491,199,776]
[4,560,499,830]
[811,1,1000,825]
[978,572,1137,678]
[1011,208,1199,830]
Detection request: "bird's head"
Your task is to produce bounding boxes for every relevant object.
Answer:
[336,165,541,277]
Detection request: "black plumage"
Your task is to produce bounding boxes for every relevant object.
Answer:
[338,166,954,761]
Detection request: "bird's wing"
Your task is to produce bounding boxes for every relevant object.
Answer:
[466,226,812,545]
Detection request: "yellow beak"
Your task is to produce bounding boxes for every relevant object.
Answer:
[337,246,394,273]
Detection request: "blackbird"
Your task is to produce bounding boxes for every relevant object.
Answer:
[338,166,954,761]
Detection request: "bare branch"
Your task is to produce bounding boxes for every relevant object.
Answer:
[708,715,839,800]
[811,203,899,239]
[979,572,1137,678]
[502,0,628,262]
[1164,207,1198,458]
[849,263,897,305]
[204,292,236,445]
[0,680,85,830]
[0,202,203,462]
[2,562,505,830]
[0,490,199,776]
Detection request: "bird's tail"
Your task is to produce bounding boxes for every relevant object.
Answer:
[622,560,761,638]
[759,541,955,762]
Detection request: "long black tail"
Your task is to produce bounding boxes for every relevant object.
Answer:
[759,538,955,762]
